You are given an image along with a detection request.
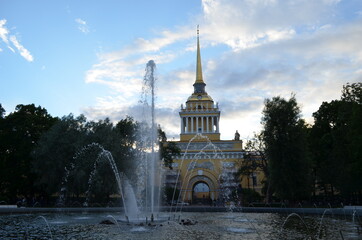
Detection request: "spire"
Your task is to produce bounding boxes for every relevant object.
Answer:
[195,25,204,84]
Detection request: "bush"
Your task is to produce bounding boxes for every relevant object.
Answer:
[242,188,262,204]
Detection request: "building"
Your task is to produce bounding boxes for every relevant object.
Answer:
[166,29,264,204]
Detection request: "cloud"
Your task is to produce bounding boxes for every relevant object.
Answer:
[82,0,362,140]
[86,25,194,81]
[83,27,195,128]
[200,4,362,124]
[0,19,34,62]
[9,35,34,62]
[199,0,342,50]
[207,19,362,97]
[75,18,90,34]
[0,19,10,44]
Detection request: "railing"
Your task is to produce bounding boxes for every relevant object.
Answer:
[180,108,220,113]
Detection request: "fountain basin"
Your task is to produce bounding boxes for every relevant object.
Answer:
[0,210,360,239]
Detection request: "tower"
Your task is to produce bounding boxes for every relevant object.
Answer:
[179,27,220,141]
[166,27,264,205]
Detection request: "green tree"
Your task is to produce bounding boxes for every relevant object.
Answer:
[32,112,178,205]
[80,117,138,204]
[262,95,311,201]
[32,115,141,205]
[237,132,272,203]
[0,104,56,202]
[311,82,362,198]
[158,127,180,169]
[32,114,88,198]
[115,116,139,173]
[341,82,362,104]
[0,104,5,118]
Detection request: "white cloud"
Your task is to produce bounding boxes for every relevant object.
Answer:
[82,0,362,140]
[0,19,34,62]
[199,0,341,50]
[204,17,362,137]
[75,18,90,34]
[83,26,194,127]
[7,46,15,52]
[9,36,34,62]
[0,19,10,44]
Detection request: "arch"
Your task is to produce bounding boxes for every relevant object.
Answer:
[192,181,210,204]
[185,174,217,204]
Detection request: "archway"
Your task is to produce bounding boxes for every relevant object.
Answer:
[183,173,218,204]
[192,181,211,205]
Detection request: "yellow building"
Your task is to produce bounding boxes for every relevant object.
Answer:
[166,29,264,204]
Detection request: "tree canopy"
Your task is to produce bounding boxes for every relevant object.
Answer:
[0,104,5,118]
[311,82,362,197]
[0,104,56,202]
[237,132,272,202]
[0,103,177,206]
[262,95,311,201]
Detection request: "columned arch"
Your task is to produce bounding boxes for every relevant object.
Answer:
[181,173,219,203]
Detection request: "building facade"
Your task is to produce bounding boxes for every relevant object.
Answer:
[166,30,264,204]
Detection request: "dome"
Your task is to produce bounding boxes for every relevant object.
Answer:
[187,93,214,102]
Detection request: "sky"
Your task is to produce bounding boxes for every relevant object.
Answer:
[1,0,362,141]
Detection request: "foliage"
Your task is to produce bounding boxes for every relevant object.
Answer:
[237,132,272,202]
[158,127,181,169]
[0,104,56,202]
[32,114,88,196]
[310,82,362,197]
[0,104,5,118]
[31,113,176,205]
[262,95,311,201]
[341,82,362,104]
[241,188,262,204]
[32,115,141,204]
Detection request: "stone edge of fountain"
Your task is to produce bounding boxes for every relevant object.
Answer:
[1,206,361,216]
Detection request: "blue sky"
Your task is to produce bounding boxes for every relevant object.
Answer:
[1,0,362,141]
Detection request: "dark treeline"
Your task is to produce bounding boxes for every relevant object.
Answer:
[0,105,179,206]
[239,82,362,205]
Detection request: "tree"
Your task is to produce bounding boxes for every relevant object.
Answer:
[32,114,88,198]
[115,116,139,173]
[0,104,56,202]
[311,82,362,199]
[0,104,5,118]
[237,132,272,203]
[158,127,180,169]
[32,115,141,205]
[262,95,311,201]
[341,82,362,104]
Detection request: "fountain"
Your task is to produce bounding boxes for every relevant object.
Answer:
[1,59,361,239]
[52,60,161,223]
[169,133,240,213]
[139,60,160,216]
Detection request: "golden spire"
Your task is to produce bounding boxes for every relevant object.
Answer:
[195,25,204,84]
